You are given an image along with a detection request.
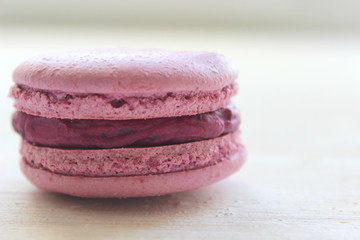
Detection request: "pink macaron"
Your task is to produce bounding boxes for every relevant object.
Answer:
[11,49,246,198]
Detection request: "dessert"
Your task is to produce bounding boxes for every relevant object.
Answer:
[11,49,246,198]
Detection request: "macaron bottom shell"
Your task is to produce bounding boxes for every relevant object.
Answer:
[21,142,246,198]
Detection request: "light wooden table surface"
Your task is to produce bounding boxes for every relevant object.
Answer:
[1,27,359,239]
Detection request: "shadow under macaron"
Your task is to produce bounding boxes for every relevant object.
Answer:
[20,174,251,239]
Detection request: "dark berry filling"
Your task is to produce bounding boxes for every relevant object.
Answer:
[13,105,240,149]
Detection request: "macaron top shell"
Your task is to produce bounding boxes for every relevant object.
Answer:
[13,49,238,95]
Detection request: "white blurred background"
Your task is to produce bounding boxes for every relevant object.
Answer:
[1,1,360,238]
[1,0,360,29]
